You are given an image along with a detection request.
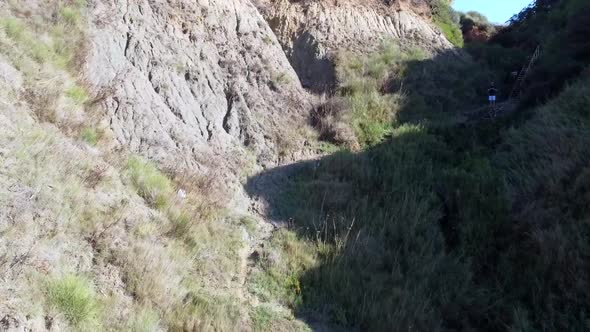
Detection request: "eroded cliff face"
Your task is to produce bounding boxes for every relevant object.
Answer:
[255,0,454,91]
[86,0,313,180]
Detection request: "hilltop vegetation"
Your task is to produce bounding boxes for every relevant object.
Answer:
[473,0,590,105]
[429,0,464,47]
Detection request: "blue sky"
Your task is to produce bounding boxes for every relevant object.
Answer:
[453,0,534,24]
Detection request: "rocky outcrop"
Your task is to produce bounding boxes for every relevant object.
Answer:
[85,0,313,179]
[256,0,455,92]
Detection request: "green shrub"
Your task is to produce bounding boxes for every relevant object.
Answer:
[0,18,25,40]
[60,6,82,26]
[46,274,101,327]
[435,19,464,47]
[168,291,243,331]
[80,127,100,146]
[430,0,464,47]
[322,42,426,147]
[128,307,160,332]
[251,305,274,332]
[127,156,174,210]
[66,84,89,105]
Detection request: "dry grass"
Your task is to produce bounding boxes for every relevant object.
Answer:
[0,90,258,330]
[0,1,92,137]
[0,4,263,330]
[311,96,357,147]
[0,104,114,329]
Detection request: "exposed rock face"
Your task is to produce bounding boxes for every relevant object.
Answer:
[255,0,455,92]
[86,0,312,177]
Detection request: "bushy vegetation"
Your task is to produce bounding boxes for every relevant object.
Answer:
[312,41,496,146]
[46,274,101,327]
[489,0,590,105]
[249,1,590,329]
[80,127,101,145]
[312,43,430,148]
[490,75,590,330]
[459,10,494,31]
[66,84,89,105]
[251,73,590,331]
[127,156,174,210]
[0,1,87,70]
[429,0,464,47]
[459,11,497,44]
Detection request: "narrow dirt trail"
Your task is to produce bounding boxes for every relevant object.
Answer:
[460,100,518,123]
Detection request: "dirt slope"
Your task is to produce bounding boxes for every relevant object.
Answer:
[255,0,454,91]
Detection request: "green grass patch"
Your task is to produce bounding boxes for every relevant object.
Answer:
[240,216,259,235]
[316,142,341,154]
[66,84,89,105]
[434,19,464,48]
[431,0,464,47]
[168,291,243,331]
[0,17,25,40]
[80,127,101,146]
[325,42,428,147]
[127,156,174,210]
[0,2,87,70]
[0,17,54,64]
[128,307,160,332]
[249,230,316,309]
[251,305,277,332]
[60,6,82,26]
[46,274,101,327]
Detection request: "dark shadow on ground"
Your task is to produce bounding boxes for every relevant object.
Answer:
[387,50,509,126]
[244,118,516,331]
[244,47,537,331]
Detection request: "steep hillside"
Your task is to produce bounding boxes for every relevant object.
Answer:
[85,0,316,191]
[255,0,456,91]
[0,0,317,330]
[2,0,588,331]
